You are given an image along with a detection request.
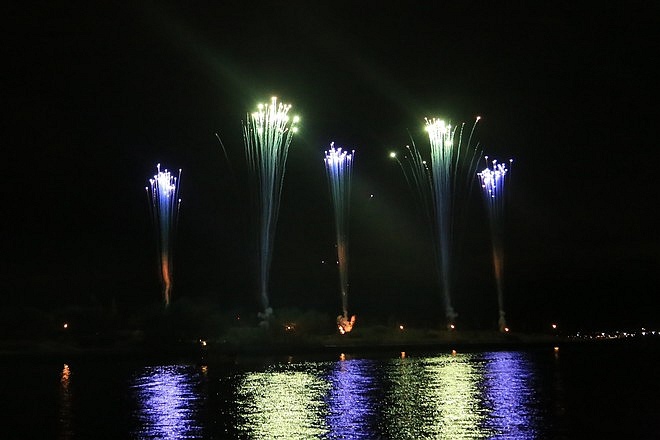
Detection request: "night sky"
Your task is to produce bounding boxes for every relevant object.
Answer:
[4,2,658,331]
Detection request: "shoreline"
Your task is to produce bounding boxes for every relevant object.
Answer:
[2,330,657,362]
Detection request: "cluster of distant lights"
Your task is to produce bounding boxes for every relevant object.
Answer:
[62,317,658,341]
[569,328,659,339]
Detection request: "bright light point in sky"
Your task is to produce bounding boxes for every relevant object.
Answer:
[389,152,396,158]
[293,115,300,123]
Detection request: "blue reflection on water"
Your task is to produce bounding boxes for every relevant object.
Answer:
[325,357,379,439]
[484,351,538,439]
[131,365,205,439]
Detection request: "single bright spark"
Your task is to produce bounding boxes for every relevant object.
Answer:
[477,157,512,332]
[324,143,355,324]
[390,117,483,328]
[243,97,299,323]
[146,164,182,307]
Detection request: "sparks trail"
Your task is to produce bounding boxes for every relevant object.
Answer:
[324,144,356,334]
[215,131,234,175]
[390,117,482,329]
[243,97,300,325]
[146,164,182,307]
[477,157,513,332]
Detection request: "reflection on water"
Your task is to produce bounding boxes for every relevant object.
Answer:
[234,363,331,439]
[227,353,538,439]
[48,350,561,439]
[325,357,380,439]
[484,351,538,439]
[384,353,489,439]
[131,365,206,439]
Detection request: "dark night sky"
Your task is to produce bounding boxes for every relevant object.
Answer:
[3,1,658,331]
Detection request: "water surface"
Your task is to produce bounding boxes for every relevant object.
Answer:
[2,343,658,439]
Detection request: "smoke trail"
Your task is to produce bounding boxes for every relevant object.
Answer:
[324,144,356,332]
[146,164,182,307]
[477,158,513,332]
[242,97,299,324]
[390,118,482,328]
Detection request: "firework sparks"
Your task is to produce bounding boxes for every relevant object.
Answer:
[324,143,356,331]
[146,164,182,307]
[243,97,299,324]
[390,117,482,328]
[337,314,356,335]
[477,157,513,332]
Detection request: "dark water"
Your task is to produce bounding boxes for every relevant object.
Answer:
[2,343,658,439]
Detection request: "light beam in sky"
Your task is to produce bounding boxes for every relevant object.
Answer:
[243,97,299,325]
[477,157,513,332]
[146,164,182,307]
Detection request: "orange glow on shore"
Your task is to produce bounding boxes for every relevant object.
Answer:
[337,315,356,334]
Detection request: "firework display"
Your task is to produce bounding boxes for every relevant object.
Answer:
[391,118,482,328]
[324,144,356,333]
[243,97,299,323]
[146,164,182,307]
[478,157,513,332]
[140,103,518,334]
